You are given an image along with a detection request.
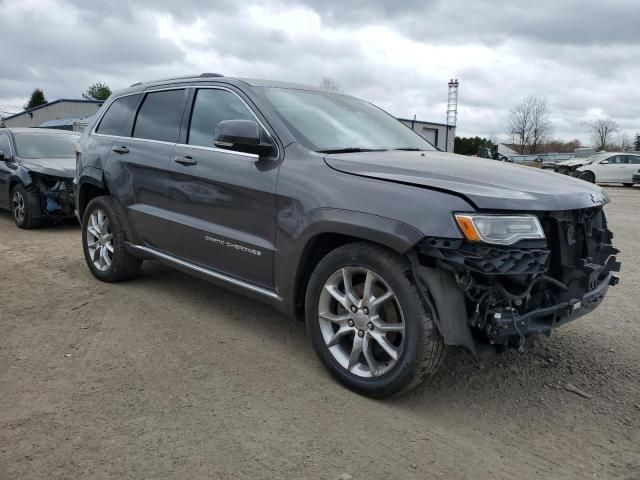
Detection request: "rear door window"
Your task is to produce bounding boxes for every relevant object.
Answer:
[133,89,186,143]
[96,94,140,136]
[626,155,640,164]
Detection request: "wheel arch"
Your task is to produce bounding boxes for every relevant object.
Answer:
[285,209,425,320]
[77,176,110,219]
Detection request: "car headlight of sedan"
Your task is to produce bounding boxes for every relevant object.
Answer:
[454,213,545,245]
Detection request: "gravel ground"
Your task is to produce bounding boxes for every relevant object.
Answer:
[0,187,638,480]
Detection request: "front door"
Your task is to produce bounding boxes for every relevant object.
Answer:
[167,87,281,289]
[593,155,624,182]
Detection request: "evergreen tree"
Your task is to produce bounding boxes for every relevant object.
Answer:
[24,88,47,110]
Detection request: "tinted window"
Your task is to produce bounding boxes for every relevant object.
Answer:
[13,133,79,159]
[96,94,140,136]
[0,133,11,157]
[626,155,640,164]
[188,89,256,148]
[133,90,185,142]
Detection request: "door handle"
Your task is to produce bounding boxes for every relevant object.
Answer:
[112,146,129,154]
[174,155,197,166]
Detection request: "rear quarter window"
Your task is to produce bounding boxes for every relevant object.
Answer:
[96,94,141,137]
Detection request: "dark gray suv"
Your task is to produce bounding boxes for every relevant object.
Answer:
[75,74,620,397]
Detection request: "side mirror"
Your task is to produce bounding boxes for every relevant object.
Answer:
[214,120,273,157]
[600,160,609,165]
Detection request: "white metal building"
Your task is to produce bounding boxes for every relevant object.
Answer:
[397,118,456,152]
[2,99,103,128]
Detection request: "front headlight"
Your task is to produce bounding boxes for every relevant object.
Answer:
[454,214,545,245]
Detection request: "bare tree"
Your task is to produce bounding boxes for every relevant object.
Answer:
[507,96,552,154]
[618,133,632,152]
[319,77,343,93]
[528,98,553,154]
[583,118,619,151]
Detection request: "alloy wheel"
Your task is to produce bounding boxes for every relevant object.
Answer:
[12,191,25,224]
[318,267,405,378]
[86,209,114,272]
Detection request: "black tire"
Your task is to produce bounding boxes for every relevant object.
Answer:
[82,196,142,282]
[623,183,633,187]
[305,242,445,398]
[579,171,595,183]
[11,183,42,229]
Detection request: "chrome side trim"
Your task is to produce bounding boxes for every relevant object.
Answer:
[127,243,282,301]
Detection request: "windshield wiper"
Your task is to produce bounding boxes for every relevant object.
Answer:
[393,147,425,151]
[317,148,388,154]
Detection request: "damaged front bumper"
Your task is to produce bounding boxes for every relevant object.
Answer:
[484,273,615,342]
[32,175,75,218]
[415,205,620,354]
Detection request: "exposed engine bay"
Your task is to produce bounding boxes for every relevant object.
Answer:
[30,174,75,217]
[418,206,620,351]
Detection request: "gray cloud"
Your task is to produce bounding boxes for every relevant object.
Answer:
[1,0,639,144]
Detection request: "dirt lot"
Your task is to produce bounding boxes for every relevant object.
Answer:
[1,187,638,480]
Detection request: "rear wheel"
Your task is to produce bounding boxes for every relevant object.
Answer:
[623,183,633,187]
[579,171,595,183]
[82,196,142,282]
[305,242,444,397]
[11,184,41,229]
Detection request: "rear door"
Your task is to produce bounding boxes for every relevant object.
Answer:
[623,155,640,182]
[97,89,188,251]
[167,86,281,288]
[0,132,13,209]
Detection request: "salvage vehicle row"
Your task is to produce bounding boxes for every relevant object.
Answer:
[0,128,78,228]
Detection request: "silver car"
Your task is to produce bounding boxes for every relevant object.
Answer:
[576,152,640,186]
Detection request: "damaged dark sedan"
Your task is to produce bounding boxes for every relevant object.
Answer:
[0,128,78,228]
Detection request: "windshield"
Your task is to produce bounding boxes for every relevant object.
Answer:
[586,153,610,164]
[258,87,436,152]
[14,132,79,159]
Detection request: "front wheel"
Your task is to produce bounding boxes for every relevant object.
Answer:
[11,184,41,229]
[305,242,445,398]
[82,196,142,282]
[578,171,595,183]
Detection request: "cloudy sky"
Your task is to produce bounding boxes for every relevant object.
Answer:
[1,0,639,144]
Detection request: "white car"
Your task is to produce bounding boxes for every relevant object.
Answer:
[576,152,640,186]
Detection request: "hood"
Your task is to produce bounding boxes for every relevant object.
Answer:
[19,157,75,179]
[556,158,589,167]
[324,150,608,211]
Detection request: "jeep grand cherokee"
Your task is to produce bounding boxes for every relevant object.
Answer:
[74,74,620,397]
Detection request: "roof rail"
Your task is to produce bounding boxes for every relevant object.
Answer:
[129,73,224,87]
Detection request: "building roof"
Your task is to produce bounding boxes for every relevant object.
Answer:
[2,99,104,120]
[39,115,93,128]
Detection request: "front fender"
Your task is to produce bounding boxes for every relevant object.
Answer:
[300,207,424,254]
[274,207,425,315]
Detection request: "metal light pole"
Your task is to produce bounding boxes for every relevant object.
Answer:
[445,79,459,152]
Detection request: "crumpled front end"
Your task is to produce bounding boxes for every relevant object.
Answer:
[417,206,620,351]
[554,162,587,177]
[31,174,75,217]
